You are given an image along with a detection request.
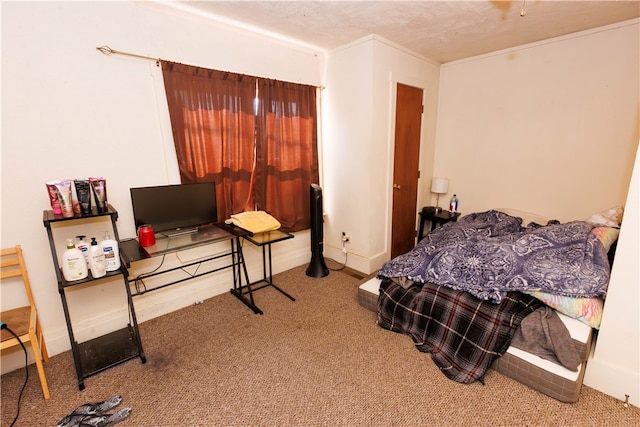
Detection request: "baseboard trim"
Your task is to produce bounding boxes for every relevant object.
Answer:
[584,358,640,407]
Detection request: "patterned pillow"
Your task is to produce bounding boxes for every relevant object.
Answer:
[527,291,604,329]
[591,226,620,252]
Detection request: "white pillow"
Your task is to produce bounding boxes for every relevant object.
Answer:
[584,206,624,227]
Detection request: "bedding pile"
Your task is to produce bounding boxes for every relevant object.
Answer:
[377,210,610,303]
[375,210,614,385]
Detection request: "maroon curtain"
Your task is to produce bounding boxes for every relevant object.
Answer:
[161,61,257,221]
[255,79,319,232]
[162,61,319,231]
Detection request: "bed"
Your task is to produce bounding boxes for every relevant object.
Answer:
[358,208,621,402]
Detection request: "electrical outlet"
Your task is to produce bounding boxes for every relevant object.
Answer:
[341,232,350,243]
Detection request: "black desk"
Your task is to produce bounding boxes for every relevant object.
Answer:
[417,209,460,241]
[232,229,296,314]
[120,223,263,314]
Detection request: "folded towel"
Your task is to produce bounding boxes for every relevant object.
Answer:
[224,211,281,234]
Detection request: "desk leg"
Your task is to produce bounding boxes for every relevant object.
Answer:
[229,237,263,315]
[261,243,295,301]
[123,270,146,364]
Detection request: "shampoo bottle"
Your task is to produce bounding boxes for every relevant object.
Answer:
[100,231,121,272]
[62,239,88,281]
[88,237,107,278]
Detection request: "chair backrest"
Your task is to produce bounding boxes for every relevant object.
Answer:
[1,245,36,309]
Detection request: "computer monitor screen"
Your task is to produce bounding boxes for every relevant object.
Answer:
[130,182,217,237]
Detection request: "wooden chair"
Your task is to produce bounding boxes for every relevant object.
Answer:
[1,245,50,399]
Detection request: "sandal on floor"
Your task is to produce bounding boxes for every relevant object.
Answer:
[57,396,124,427]
[102,408,132,426]
[67,409,131,427]
[74,395,123,415]
[65,414,109,427]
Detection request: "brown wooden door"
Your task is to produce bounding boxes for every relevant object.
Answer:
[391,83,423,259]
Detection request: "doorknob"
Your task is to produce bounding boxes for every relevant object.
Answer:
[393,184,401,190]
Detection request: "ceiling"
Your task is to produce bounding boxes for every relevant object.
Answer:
[166,1,640,63]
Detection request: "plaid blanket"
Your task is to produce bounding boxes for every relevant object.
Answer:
[377,277,542,384]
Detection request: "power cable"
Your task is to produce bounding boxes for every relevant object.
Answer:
[1,322,29,427]
[327,239,349,271]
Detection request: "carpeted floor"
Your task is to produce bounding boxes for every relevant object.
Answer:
[1,265,638,426]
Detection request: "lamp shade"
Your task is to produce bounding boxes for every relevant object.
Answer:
[431,177,449,194]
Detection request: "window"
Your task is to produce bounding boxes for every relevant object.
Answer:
[161,61,319,232]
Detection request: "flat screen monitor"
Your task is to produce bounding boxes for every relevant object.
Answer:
[130,182,217,237]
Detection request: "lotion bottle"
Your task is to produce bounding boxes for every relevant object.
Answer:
[88,237,107,278]
[62,239,88,281]
[100,231,121,272]
[75,235,89,266]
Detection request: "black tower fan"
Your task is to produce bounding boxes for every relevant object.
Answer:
[305,184,329,278]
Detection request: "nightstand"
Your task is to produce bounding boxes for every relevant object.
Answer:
[418,208,460,241]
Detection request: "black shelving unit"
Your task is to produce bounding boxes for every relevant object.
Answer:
[43,205,145,390]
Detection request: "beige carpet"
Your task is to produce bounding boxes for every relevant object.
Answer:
[2,265,638,426]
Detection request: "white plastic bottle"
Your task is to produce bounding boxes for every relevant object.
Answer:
[88,237,107,278]
[449,194,459,213]
[62,238,88,281]
[100,231,121,272]
[75,235,90,266]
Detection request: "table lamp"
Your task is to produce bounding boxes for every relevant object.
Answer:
[431,177,449,212]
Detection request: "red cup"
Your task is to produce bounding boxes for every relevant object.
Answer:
[138,225,156,247]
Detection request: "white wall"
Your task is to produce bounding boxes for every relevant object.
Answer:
[320,37,376,273]
[583,146,640,407]
[434,20,639,222]
[321,35,440,273]
[1,1,321,372]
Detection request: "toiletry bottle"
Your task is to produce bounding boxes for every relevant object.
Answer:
[449,194,459,213]
[75,235,89,266]
[100,231,121,272]
[62,238,88,281]
[88,237,107,278]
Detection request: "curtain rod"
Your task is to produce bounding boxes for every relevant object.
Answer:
[96,45,324,89]
[96,46,160,65]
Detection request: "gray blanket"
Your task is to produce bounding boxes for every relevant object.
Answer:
[511,306,581,371]
[378,210,610,303]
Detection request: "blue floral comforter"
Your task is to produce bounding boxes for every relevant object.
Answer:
[378,210,611,303]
